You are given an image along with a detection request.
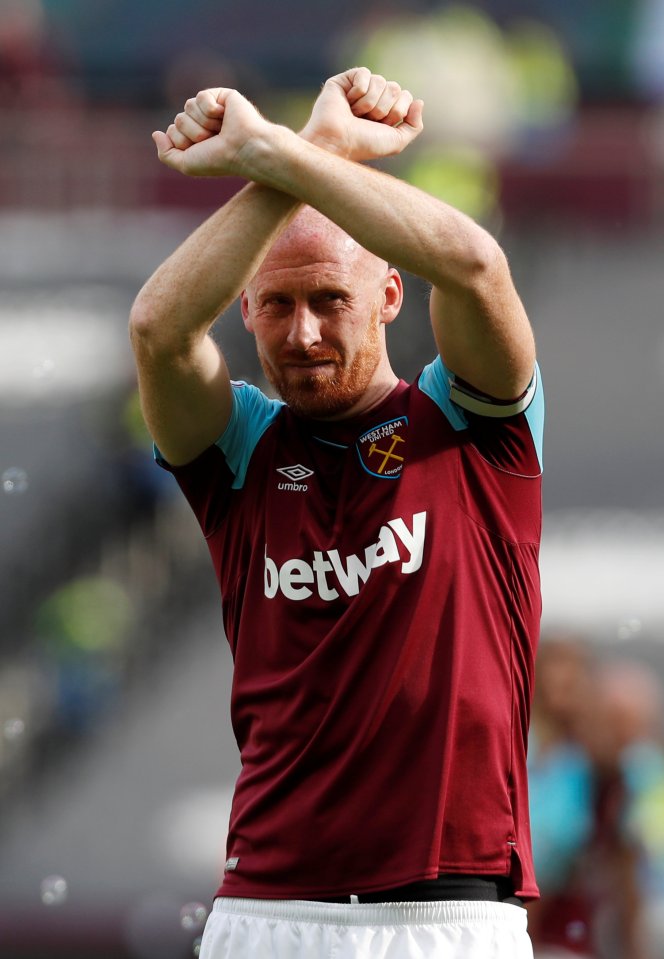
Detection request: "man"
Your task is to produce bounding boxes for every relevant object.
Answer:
[130,68,543,959]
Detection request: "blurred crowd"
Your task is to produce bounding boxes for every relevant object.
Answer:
[1,0,664,108]
[528,637,664,959]
[1,0,664,218]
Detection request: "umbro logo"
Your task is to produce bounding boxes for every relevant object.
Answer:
[276,464,313,482]
[276,464,313,492]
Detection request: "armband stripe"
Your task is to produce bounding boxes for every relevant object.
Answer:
[450,367,538,419]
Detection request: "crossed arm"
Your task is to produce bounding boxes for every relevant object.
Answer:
[130,69,535,466]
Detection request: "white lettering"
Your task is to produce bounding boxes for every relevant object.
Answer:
[262,512,427,601]
[279,559,314,600]
[388,511,427,574]
[264,548,279,598]
[312,551,339,601]
[359,419,404,446]
[327,549,372,597]
[365,525,400,569]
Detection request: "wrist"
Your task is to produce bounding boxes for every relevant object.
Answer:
[298,125,348,159]
[237,124,306,187]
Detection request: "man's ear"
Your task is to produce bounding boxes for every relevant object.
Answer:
[380,268,403,326]
[240,290,254,332]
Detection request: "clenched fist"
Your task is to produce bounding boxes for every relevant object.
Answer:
[152,68,424,176]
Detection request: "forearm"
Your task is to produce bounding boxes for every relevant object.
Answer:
[134,71,429,349]
[130,182,301,347]
[237,126,497,293]
[235,125,533,396]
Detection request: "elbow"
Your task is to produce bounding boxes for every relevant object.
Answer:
[436,228,508,295]
[466,233,508,287]
[129,288,209,358]
[128,294,173,357]
[128,293,155,344]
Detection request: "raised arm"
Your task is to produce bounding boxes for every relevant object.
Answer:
[130,72,420,466]
[157,71,534,401]
[267,95,536,400]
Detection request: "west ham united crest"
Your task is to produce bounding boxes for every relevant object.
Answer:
[356,417,408,479]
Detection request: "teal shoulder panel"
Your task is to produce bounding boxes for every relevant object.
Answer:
[417,356,469,431]
[152,381,283,488]
[418,356,544,470]
[217,381,284,490]
[525,363,545,471]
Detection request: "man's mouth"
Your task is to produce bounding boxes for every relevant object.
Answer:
[288,360,334,368]
[282,356,339,373]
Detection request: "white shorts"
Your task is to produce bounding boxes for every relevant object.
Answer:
[199,896,534,959]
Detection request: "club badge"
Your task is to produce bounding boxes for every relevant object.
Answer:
[356,416,408,479]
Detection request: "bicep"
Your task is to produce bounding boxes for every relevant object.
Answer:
[131,330,233,467]
[429,247,536,400]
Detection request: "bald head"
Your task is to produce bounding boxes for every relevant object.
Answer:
[251,206,389,287]
[240,205,403,419]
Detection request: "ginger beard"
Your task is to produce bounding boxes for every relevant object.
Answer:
[257,304,383,419]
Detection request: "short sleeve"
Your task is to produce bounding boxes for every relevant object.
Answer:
[154,381,283,489]
[418,355,544,474]
[152,381,283,537]
[215,382,284,490]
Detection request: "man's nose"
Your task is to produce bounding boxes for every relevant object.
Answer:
[286,304,322,352]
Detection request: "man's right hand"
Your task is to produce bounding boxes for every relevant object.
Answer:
[152,87,270,176]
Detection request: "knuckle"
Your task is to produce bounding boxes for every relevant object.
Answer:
[196,90,215,112]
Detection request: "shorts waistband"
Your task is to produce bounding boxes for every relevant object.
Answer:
[313,874,520,905]
[212,896,528,928]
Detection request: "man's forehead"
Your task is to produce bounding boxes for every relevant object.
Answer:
[253,221,387,292]
[253,258,354,290]
[258,225,360,275]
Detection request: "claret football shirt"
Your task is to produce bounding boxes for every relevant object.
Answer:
[156,355,544,900]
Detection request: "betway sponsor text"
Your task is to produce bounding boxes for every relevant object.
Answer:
[264,511,426,601]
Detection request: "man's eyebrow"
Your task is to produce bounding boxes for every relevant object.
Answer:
[254,287,292,302]
[256,279,353,299]
[311,284,352,295]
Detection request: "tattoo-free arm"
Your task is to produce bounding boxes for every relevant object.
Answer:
[130,70,423,466]
[235,128,535,400]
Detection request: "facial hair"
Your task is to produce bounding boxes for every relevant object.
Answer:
[258,308,383,419]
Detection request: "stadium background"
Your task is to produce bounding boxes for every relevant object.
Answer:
[0,0,663,956]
